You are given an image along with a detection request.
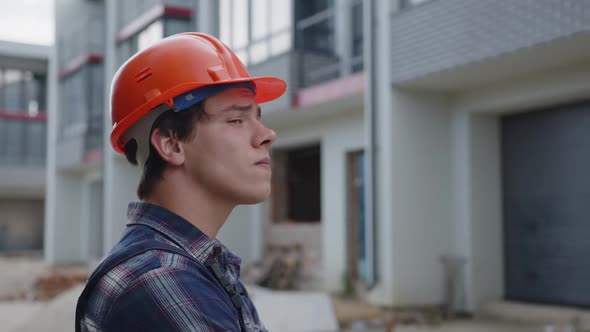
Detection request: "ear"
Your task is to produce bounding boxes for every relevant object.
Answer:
[150,128,185,166]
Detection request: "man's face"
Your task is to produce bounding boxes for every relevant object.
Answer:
[181,87,276,205]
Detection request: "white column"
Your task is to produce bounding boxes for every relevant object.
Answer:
[469,114,503,313]
[336,0,352,77]
[43,0,59,263]
[450,110,474,311]
[366,0,396,305]
[103,0,141,253]
[197,0,219,36]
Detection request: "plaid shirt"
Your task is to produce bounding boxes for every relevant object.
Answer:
[80,202,267,331]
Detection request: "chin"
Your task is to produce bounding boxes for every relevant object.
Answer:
[237,187,271,205]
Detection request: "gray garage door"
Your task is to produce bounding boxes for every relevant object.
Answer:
[502,101,590,307]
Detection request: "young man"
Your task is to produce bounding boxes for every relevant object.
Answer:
[75,33,286,331]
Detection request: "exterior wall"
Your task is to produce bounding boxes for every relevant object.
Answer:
[449,110,504,312]
[388,90,453,306]
[0,41,49,253]
[378,0,590,312]
[47,0,105,263]
[248,53,296,113]
[117,0,189,31]
[469,115,502,312]
[270,107,365,291]
[446,61,590,312]
[366,0,397,305]
[0,167,45,197]
[390,0,590,84]
[218,204,265,267]
[55,0,105,167]
[45,173,84,262]
[0,199,44,251]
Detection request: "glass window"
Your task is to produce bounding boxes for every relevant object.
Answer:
[271,144,322,223]
[232,0,249,49]
[220,0,293,65]
[295,0,332,20]
[251,0,268,40]
[4,69,23,86]
[28,100,39,117]
[271,0,292,32]
[235,49,248,65]
[404,0,433,7]
[351,0,363,73]
[3,69,24,110]
[138,20,163,51]
[220,0,232,45]
[270,32,291,56]
[250,41,268,64]
[165,18,191,36]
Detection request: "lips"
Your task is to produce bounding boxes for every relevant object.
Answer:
[255,157,271,167]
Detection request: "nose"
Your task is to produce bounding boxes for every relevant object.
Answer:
[254,121,276,148]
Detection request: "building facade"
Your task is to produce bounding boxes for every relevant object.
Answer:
[46,0,590,314]
[0,41,49,252]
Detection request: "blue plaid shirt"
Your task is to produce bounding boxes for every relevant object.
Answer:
[81,202,267,331]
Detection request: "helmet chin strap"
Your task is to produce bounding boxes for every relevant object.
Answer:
[122,104,171,168]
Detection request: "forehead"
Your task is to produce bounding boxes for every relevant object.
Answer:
[204,87,255,111]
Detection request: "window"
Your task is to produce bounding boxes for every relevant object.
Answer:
[0,69,47,165]
[402,0,434,8]
[137,20,163,51]
[60,69,87,137]
[219,0,293,65]
[117,17,191,67]
[0,69,45,113]
[351,0,363,72]
[271,144,321,223]
[294,0,335,54]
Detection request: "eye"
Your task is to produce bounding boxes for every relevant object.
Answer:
[227,119,243,124]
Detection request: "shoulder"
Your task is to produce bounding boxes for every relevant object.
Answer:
[85,248,238,331]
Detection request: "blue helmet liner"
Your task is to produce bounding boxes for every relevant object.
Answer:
[173,81,256,112]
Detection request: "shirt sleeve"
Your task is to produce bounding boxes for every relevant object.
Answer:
[104,266,242,332]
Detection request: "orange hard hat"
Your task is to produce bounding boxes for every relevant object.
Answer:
[110,32,287,154]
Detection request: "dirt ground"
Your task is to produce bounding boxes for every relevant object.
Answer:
[0,255,89,332]
[0,254,48,300]
[0,255,570,332]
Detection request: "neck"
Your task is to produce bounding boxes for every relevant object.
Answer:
[145,173,234,239]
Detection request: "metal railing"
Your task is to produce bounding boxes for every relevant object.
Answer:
[295,8,340,88]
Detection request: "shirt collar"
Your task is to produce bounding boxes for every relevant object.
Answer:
[126,201,242,267]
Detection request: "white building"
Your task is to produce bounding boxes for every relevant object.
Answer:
[0,40,49,252]
[46,0,590,314]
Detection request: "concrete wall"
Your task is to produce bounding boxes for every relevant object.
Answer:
[217,203,265,266]
[469,115,503,312]
[270,107,365,291]
[0,199,44,251]
[45,173,84,262]
[390,0,590,84]
[388,90,453,306]
[450,110,504,312]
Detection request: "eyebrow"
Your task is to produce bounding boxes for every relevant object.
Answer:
[221,104,262,118]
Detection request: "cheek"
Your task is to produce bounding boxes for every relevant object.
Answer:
[191,130,246,175]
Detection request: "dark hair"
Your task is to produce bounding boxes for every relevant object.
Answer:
[124,102,207,200]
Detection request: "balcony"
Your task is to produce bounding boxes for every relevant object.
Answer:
[246,2,364,114]
[57,57,104,170]
[390,0,590,90]
[0,111,46,196]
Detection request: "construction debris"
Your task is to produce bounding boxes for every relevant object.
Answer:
[33,270,88,301]
[243,243,304,290]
